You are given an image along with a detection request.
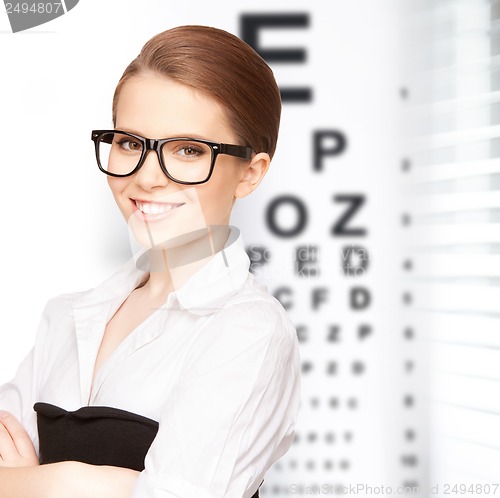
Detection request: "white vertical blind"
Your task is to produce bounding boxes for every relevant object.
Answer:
[402,0,500,486]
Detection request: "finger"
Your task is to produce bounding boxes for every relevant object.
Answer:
[0,411,35,458]
[0,419,17,461]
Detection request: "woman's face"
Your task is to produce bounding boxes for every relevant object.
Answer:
[109,72,256,250]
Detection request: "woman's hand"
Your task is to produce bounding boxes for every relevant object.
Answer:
[0,411,138,497]
[0,411,39,468]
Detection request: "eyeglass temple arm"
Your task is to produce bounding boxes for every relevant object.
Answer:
[220,143,254,161]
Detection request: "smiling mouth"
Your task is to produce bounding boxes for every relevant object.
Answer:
[133,200,185,218]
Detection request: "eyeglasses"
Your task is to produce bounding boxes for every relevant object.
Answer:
[91,130,255,185]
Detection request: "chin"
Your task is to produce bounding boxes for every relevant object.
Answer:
[128,221,182,250]
[126,211,207,252]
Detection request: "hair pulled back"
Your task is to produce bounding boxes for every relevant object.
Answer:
[112,25,282,159]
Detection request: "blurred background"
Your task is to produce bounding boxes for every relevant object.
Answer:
[0,0,498,496]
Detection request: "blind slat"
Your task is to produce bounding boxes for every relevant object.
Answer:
[413,282,500,312]
[423,312,500,345]
[408,158,500,182]
[431,372,500,413]
[430,437,500,480]
[406,223,500,244]
[409,254,500,276]
[409,191,500,213]
[430,344,500,379]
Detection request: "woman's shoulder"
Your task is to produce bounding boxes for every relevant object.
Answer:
[42,259,143,317]
[212,273,297,342]
[43,290,89,315]
[233,271,288,308]
[181,277,298,378]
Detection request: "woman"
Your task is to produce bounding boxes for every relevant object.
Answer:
[0,25,300,498]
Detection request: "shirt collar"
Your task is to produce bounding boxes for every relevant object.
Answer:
[73,225,250,317]
[174,225,250,315]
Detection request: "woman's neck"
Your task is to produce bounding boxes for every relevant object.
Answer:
[137,225,231,300]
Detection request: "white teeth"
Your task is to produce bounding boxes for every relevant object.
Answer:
[135,201,181,215]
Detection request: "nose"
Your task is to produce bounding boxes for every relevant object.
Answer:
[133,145,170,189]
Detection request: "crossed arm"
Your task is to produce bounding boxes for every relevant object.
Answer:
[0,411,139,498]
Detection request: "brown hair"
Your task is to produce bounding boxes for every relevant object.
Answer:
[112,25,282,159]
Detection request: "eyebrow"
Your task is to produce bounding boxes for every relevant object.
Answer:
[115,127,211,140]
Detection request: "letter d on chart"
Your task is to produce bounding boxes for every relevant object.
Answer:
[3,0,79,33]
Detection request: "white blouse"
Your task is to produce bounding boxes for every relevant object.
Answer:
[0,226,301,498]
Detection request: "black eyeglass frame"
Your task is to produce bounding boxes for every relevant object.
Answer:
[91,129,255,185]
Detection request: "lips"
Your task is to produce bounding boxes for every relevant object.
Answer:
[132,199,185,220]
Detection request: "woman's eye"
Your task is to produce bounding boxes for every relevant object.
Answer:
[177,146,202,157]
[116,139,142,151]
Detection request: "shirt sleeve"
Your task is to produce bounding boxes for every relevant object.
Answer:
[131,300,301,498]
[0,303,50,455]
